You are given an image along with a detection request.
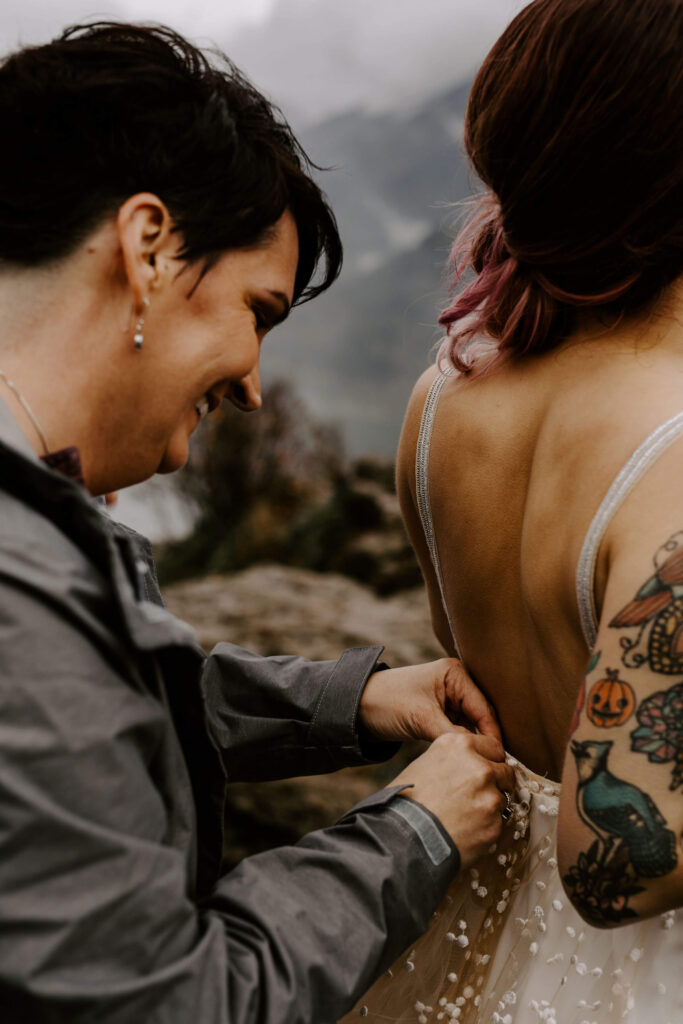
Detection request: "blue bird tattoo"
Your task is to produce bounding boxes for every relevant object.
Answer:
[572,739,676,875]
[564,740,678,925]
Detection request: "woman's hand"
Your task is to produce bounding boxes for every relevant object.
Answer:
[391,731,515,867]
[359,657,502,744]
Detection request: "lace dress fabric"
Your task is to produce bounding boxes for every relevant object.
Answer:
[341,764,683,1023]
[339,377,683,1024]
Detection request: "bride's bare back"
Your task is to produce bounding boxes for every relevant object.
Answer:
[398,306,683,781]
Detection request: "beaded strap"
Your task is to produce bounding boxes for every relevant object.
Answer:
[576,411,683,651]
[415,366,463,660]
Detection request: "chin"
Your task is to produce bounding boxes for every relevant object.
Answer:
[157,439,190,475]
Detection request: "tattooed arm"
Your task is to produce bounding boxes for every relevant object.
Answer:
[558,527,683,927]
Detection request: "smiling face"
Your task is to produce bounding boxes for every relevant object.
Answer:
[120,210,298,484]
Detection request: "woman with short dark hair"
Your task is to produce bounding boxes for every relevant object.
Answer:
[0,21,515,1023]
[348,0,683,1020]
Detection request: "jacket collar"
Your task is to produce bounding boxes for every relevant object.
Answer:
[0,395,197,653]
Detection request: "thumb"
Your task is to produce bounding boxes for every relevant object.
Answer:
[419,708,464,742]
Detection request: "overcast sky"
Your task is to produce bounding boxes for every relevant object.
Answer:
[0,0,523,123]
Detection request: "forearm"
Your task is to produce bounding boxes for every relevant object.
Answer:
[210,789,457,1023]
[202,643,399,781]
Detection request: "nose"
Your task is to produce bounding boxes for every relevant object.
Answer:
[227,364,262,412]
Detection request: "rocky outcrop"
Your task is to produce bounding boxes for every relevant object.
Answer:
[163,564,443,867]
[162,563,441,665]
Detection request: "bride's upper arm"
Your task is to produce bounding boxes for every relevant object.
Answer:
[558,491,683,926]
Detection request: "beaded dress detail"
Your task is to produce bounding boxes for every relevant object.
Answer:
[340,374,683,1024]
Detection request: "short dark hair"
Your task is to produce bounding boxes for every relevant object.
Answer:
[440,0,683,371]
[0,22,342,303]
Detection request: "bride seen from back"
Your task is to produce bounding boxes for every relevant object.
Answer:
[343,0,683,1021]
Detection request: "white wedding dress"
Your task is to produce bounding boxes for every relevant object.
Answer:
[341,374,683,1024]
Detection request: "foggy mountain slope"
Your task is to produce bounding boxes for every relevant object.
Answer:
[265,78,475,454]
[264,228,451,453]
[299,78,473,274]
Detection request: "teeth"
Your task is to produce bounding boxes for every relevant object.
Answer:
[195,395,210,419]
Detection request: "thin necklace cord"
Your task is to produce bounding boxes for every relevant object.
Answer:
[0,370,50,455]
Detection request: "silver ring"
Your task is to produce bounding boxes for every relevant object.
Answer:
[501,790,513,822]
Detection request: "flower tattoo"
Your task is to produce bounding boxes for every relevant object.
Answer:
[563,840,645,927]
[631,680,683,791]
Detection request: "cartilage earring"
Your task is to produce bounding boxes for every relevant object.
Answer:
[133,297,150,351]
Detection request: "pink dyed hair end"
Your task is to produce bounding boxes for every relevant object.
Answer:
[438,190,641,377]
[437,193,548,375]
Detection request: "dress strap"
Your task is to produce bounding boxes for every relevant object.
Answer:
[415,366,463,660]
[576,411,683,651]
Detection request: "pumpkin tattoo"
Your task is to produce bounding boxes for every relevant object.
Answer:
[586,668,636,728]
[610,531,683,673]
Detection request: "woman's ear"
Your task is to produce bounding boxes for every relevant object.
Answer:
[116,193,178,308]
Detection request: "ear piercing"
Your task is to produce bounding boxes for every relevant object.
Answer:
[133,297,150,351]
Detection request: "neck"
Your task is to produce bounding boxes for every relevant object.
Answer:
[0,227,130,490]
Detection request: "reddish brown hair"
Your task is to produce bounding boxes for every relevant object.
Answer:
[440,0,683,372]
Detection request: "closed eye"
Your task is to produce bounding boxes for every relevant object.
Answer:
[253,307,272,331]
[251,291,291,332]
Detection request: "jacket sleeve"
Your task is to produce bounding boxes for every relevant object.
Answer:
[209,789,458,1024]
[202,642,400,781]
[0,544,459,1023]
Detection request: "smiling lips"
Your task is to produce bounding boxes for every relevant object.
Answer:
[194,390,221,421]
[195,395,210,420]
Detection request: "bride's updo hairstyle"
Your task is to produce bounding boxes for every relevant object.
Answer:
[0,23,341,303]
[440,0,683,373]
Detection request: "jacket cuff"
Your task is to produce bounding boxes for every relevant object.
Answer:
[339,786,460,901]
[306,646,400,768]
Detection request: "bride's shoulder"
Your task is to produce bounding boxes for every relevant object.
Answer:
[402,364,441,428]
[398,364,455,475]
[400,361,469,438]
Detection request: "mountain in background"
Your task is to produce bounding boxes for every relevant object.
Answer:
[265,77,475,454]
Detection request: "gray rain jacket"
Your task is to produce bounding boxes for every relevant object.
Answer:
[0,398,458,1023]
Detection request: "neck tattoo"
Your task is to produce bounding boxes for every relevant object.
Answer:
[0,370,50,455]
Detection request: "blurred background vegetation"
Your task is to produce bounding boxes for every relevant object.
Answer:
[157,379,423,597]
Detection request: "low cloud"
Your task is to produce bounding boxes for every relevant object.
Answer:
[0,0,524,124]
[225,0,523,124]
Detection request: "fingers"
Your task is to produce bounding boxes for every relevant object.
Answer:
[443,659,503,743]
[457,735,516,792]
[416,710,466,743]
[492,760,517,795]
[471,708,501,741]
[469,731,505,763]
